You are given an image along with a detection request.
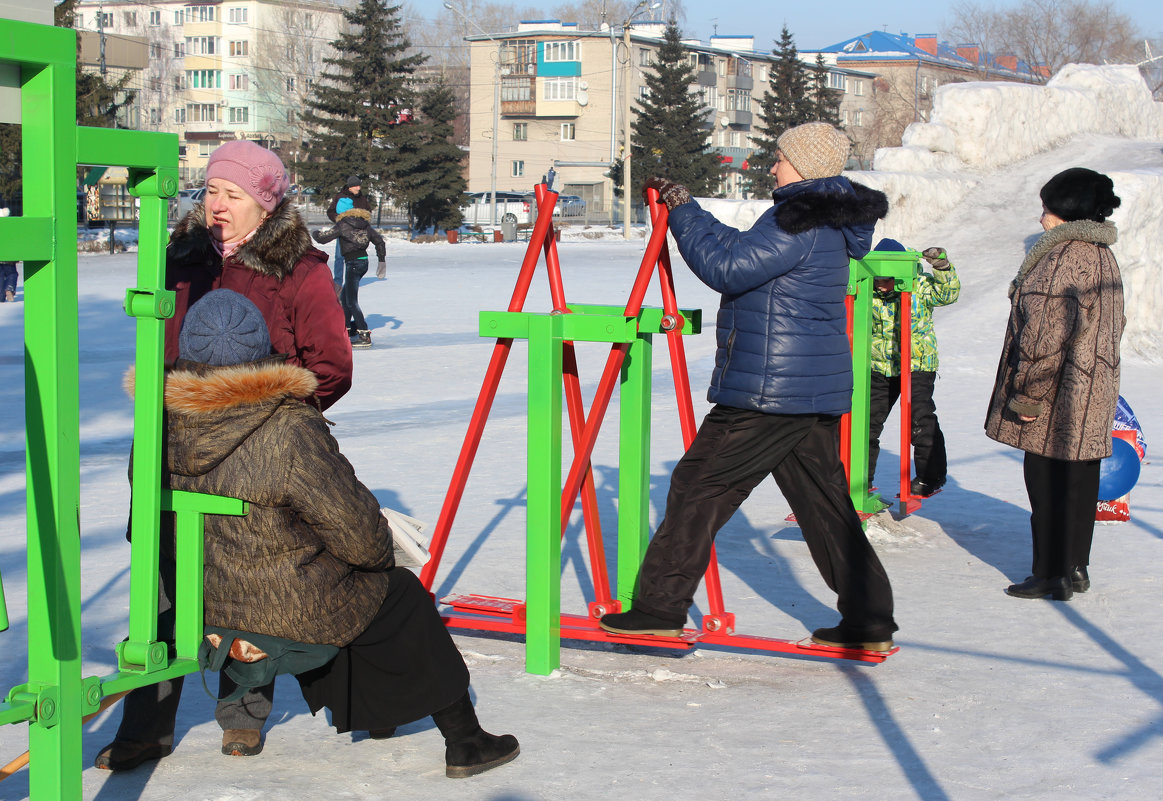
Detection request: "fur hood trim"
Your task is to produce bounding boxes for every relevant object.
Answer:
[123,360,318,414]
[775,181,889,235]
[336,207,373,224]
[1009,219,1118,297]
[169,198,314,280]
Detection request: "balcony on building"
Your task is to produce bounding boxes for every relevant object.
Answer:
[726,58,753,92]
[726,109,752,127]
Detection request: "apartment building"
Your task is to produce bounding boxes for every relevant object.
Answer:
[463,20,875,210]
[74,0,344,186]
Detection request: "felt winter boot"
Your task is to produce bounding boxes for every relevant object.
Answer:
[431,692,519,778]
[221,728,263,756]
[93,740,171,771]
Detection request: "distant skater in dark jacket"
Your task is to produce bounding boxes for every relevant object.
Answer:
[313,206,386,348]
[600,122,898,652]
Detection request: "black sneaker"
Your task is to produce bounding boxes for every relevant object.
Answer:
[352,331,372,349]
[810,625,895,652]
[910,477,946,497]
[599,608,685,637]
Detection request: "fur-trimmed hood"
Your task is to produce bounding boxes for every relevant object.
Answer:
[1009,218,1118,297]
[169,198,314,280]
[125,358,318,477]
[774,178,889,236]
[336,207,373,228]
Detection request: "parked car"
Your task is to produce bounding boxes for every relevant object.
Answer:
[553,194,586,217]
[460,191,533,224]
[172,187,205,220]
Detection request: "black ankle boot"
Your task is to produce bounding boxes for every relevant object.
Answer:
[1070,566,1090,593]
[431,692,519,778]
[1006,575,1073,601]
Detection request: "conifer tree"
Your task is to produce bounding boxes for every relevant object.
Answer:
[810,53,842,126]
[630,20,722,196]
[297,0,426,205]
[746,26,816,197]
[392,79,467,232]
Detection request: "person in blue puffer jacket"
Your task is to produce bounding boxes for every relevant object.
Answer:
[600,122,898,652]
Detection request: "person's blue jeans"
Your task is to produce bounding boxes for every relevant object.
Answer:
[0,262,17,299]
[332,242,345,286]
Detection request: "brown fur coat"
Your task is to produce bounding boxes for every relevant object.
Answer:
[154,358,393,646]
[984,219,1124,460]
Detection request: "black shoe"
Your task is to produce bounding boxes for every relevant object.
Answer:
[368,727,397,740]
[1071,566,1090,593]
[910,477,946,497]
[94,740,171,771]
[810,624,895,652]
[445,731,520,778]
[1005,575,1073,601]
[599,608,685,637]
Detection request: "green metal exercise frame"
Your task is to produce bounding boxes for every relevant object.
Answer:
[0,18,246,801]
[847,251,924,515]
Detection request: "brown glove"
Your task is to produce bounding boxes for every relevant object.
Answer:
[642,176,692,211]
[922,247,950,270]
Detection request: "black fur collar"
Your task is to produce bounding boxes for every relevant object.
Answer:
[168,199,314,280]
[775,181,889,235]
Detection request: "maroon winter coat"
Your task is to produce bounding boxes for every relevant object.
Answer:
[163,199,352,410]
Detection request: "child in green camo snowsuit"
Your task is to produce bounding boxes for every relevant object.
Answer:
[868,239,961,497]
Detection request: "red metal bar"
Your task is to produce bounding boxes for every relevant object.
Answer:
[420,194,561,589]
[558,197,673,529]
[840,294,855,482]
[536,185,614,609]
[898,290,913,506]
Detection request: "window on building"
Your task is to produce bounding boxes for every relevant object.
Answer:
[501,39,536,74]
[501,77,532,102]
[758,65,769,82]
[921,76,929,93]
[149,10,161,26]
[149,108,160,124]
[174,107,186,124]
[726,89,750,111]
[229,107,249,124]
[98,12,112,28]
[174,10,183,25]
[229,74,248,91]
[189,104,219,123]
[718,59,726,76]
[228,7,249,24]
[841,109,848,126]
[186,37,218,56]
[286,77,296,91]
[854,109,863,126]
[543,77,576,101]
[124,12,137,27]
[639,86,650,100]
[696,85,717,109]
[148,76,161,91]
[229,41,249,57]
[828,72,846,91]
[186,70,221,89]
[305,78,314,91]
[287,110,296,123]
[560,123,575,141]
[513,122,528,141]
[511,160,525,177]
[151,43,163,60]
[175,40,185,57]
[173,74,186,91]
[639,48,651,66]
[543,41,580,62]
[198,142,213,156]
[729,131,740,147]
[197,6,215,22]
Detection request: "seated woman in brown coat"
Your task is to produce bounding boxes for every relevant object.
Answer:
[166,288,519,778]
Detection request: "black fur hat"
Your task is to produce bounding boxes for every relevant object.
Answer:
[1039,168,1121,222]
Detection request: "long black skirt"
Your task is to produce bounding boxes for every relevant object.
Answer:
[297,567,469,733]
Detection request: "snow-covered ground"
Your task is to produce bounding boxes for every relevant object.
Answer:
[2,72,1162,801]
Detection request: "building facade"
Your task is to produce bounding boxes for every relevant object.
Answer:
[74,0,345,187]
[463,20,875,212]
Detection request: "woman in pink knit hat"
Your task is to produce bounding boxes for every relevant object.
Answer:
[96,140,354,771]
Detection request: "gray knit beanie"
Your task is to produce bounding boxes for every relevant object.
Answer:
[178,289,272,366]
[777,122,850,180]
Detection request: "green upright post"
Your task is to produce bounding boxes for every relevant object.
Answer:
[525,314,564,675]
[617,331,652,609]
[15,20,84,801]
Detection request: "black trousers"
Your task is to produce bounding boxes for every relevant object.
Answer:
[634,405,897,638]
[341,258,368,333]
[1023,452,1101,578]
[867,370,946,485]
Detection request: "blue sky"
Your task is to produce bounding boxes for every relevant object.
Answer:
[405,0,1161,52]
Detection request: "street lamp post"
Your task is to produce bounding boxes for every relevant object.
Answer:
[621,2,660,240]
[444,1,502,227]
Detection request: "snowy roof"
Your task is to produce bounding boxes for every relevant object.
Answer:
[813,30,1042,81]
